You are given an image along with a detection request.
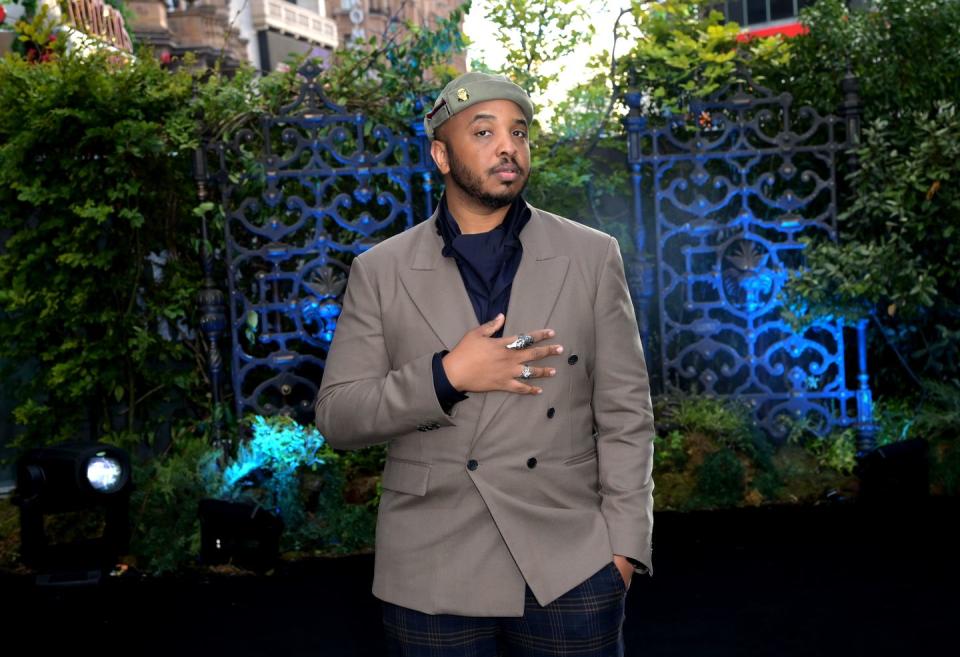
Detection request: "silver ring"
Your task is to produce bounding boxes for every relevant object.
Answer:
[519,365,533,379]
[506,334,534,350]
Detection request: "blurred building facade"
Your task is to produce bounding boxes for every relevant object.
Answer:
[127,1,250,70]
[126,0,466,73]
[328,0,467,71]
[127,0,337,72]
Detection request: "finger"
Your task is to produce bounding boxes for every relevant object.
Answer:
[479,313,505,337]
[529,328,556,342]
[522,344,564,362]
[516,365,555,379]
[498,328,555,348]
[507,381,543,395]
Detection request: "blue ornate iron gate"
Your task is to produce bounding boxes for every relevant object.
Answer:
[197,60,436,428]
[624,72,875,445]
[194,60,874,448]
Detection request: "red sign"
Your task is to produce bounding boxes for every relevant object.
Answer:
[737,22,809,42]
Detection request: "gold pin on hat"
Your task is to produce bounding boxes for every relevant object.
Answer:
[456,88,469,102]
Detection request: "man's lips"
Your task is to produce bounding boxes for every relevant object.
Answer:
[491,164,521,181]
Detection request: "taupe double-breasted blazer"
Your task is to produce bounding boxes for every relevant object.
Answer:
[315,203,655,617]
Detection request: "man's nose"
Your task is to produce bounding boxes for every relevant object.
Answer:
[495,131,518,158]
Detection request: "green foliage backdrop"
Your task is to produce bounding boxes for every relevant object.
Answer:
[0,49,203,449]
[1,0,958,574]
[774,0,960,390]
[0,6,467,571]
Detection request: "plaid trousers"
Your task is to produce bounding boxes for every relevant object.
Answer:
[382,562,627,657]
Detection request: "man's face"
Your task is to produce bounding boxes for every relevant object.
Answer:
[431,99,531,210]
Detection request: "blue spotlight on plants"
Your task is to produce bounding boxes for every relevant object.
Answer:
[197,416,330,571]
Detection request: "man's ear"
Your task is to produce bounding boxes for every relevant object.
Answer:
[430,139,450,175]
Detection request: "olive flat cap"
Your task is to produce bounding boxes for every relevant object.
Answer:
[424,72,535,140]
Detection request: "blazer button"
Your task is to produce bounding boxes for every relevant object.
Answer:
[467,459,479,471]
[546,407,556,419]
[526,457,537,469]
[567,354,579,365]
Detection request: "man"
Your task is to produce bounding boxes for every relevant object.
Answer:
[315,72,655,656]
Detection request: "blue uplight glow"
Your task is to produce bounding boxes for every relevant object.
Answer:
[300,297,341,343]
[206,416,332,525]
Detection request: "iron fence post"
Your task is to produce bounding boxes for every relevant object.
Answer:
[624,92,659,392]
[855,319,877,454]
[193,138,228,454]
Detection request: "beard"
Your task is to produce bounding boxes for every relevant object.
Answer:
[445,142,529,210]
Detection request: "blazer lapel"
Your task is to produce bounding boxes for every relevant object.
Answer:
[399,211,477,351]
[472,206,570,444]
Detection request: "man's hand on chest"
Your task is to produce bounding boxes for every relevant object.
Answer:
[441,313,564,396]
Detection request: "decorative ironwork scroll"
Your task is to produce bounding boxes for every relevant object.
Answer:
[625,72,874,443]
[202,60,436,426]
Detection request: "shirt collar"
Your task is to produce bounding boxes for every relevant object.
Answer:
[436,194,531,257]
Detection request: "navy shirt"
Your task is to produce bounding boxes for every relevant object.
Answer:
[430,194,532,413]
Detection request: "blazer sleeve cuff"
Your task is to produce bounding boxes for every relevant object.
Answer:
[432,351,469,415]
[317,351,457,449]
[607,520,654,577]
[626,557,650,575]
[385,351,459,435]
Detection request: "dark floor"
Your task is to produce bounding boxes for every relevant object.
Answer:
[2,499,956,657]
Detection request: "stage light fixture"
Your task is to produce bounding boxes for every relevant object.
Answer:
[86,454,125,493]
[857,438,929,505]
[199,498,283,572]
[13,442,133,574]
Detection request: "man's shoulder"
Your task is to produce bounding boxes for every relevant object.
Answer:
[528,205,617,254]
[353,218,434,270]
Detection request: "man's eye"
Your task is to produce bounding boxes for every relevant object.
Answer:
[514,130,528,139]
[476,130,491,137]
